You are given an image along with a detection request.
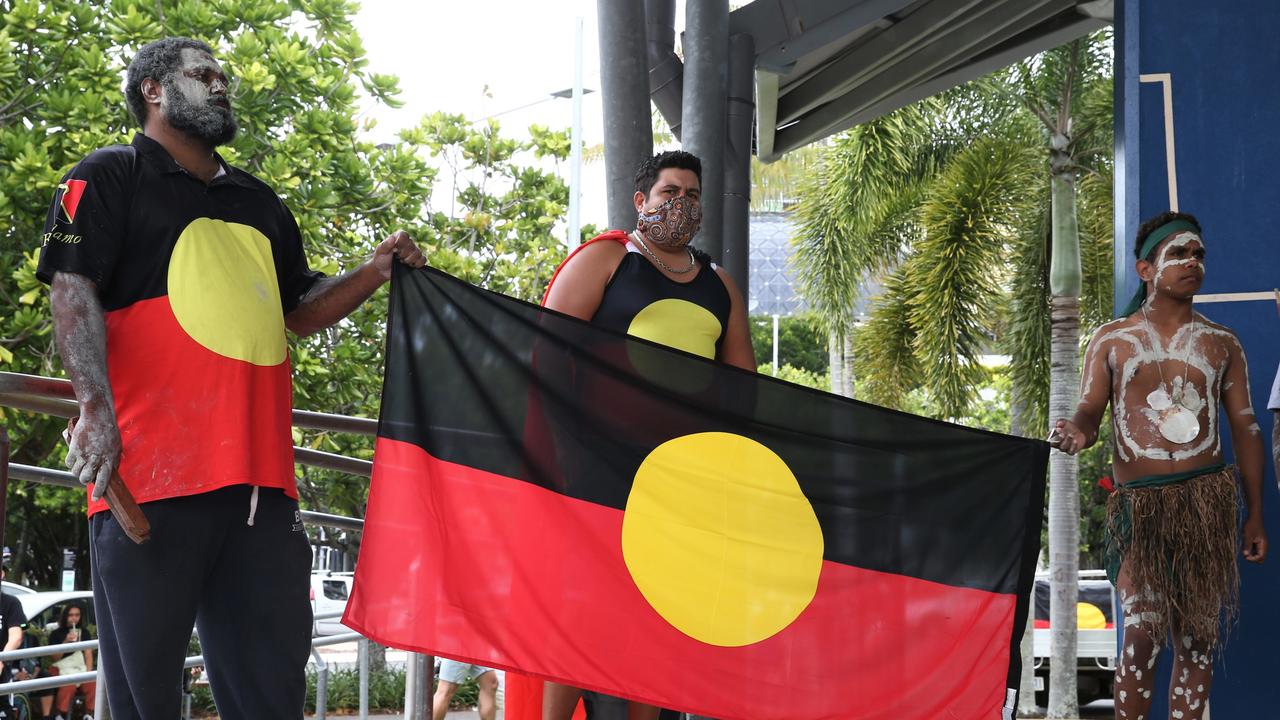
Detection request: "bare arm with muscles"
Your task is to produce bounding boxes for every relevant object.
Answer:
[51,272,119,500]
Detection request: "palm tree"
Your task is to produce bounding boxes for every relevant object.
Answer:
[792,33,1114,717]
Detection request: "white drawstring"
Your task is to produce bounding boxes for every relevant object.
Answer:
[247,485,260,526]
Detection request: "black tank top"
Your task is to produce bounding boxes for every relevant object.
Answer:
[591,243,732,359]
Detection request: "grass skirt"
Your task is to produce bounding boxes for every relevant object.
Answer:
[1104,466,1239,647]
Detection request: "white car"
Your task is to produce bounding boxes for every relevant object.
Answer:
[1,581,36,596]
[16,590,96,634]
[310,572,355,636]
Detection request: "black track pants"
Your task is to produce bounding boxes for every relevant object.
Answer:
[90,485,313,720]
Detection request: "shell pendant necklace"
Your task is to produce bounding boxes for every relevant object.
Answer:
[1141,304,1200,444]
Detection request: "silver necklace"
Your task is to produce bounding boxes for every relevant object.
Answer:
[1140,305,1200,444]
[631,230,696,275]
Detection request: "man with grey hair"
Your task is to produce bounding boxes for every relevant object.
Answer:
[37,37,425,718]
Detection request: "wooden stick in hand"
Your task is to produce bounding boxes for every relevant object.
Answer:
[65,418,150,544]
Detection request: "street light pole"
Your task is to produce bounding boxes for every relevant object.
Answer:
[569,16,585,250]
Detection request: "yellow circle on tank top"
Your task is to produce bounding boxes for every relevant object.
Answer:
[625,298,721,394]
[621,432,824,646]
[626,298,721,359]
[167,218,287,366]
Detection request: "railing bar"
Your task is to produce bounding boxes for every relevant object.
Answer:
[0,639,97,661]
[1,372,378,435]
[0,391,78,418]
[294,447,373,477]
[8,465,364,530]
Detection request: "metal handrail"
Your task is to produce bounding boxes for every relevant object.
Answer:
[0,372,378,435]
[0,638,97,662]
[6,463,364,530]
[0,371,437,718]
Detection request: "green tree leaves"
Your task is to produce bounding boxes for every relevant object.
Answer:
[0,0,577,585]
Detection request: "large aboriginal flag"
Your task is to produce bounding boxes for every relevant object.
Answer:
[345,265,1048,720]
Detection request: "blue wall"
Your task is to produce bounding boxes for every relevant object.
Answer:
[1117,1,1280,715]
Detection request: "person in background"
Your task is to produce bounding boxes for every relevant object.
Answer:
[45,603,96,720]
[432,659,498,720]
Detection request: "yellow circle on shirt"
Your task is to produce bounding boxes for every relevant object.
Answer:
[621,432,824,647]
[168,218,287,366]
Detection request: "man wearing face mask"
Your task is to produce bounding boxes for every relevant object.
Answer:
[543,150,755,371]
[36,37,425,719]
[502,151,753,720]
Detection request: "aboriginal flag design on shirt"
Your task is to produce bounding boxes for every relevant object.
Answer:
[37,134,323,515]
[345,264,1049,720]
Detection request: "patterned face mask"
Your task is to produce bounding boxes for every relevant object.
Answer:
[636,195,702,250]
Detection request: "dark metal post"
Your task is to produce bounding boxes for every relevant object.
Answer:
[723,32,755,296]
[597,0,655,230]
[645,0,683,138]
[681,0,728,262]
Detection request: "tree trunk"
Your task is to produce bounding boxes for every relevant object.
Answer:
[1046,150,1082,718]
[368,640,388,673]
[1047,294,1080,718]
[1010,396,1043,717]
[841,333,856,398]
[828,330,843,396]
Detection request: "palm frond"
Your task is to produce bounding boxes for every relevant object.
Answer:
[853,268,922,409]
[908,136,1041,418]
[1007,192,1053,436]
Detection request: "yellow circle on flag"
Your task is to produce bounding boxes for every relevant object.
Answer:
[621,432,824,647]
[1077,602,1107,629]
[168,218,287,366]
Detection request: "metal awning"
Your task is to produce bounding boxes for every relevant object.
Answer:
[736,0,1113,161]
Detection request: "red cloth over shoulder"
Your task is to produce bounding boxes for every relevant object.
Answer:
[540,230,630,306]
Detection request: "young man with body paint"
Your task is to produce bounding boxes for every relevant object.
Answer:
[38,37,425,718]
[1052,211,1266,720]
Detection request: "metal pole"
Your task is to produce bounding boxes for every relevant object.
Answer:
[358,638,369,720]
[403,653,418,718]
[723,31,755,294]
[597,0,655,230]
[645,0,683,138]
[95,669,109,718]
[681,0,728,262]
[569,16,585,249]
[312,647,328,720]
[404,652,431,720]
[771,314,779,375]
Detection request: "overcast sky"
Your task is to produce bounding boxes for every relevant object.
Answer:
[352,1,680,231]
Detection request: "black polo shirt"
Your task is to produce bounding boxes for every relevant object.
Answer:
[38,134,323,513]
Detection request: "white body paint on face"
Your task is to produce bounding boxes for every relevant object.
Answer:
[1144,232,1205,308]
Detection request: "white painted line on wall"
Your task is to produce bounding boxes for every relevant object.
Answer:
[1192,290,1277,304]
[1138,72,1179,211]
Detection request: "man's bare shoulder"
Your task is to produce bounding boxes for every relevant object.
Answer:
[1193,311,1243,345]
[562,238,627,273]
[1087,316,1141,349]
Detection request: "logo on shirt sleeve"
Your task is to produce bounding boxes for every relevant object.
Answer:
[58,179,88,223]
